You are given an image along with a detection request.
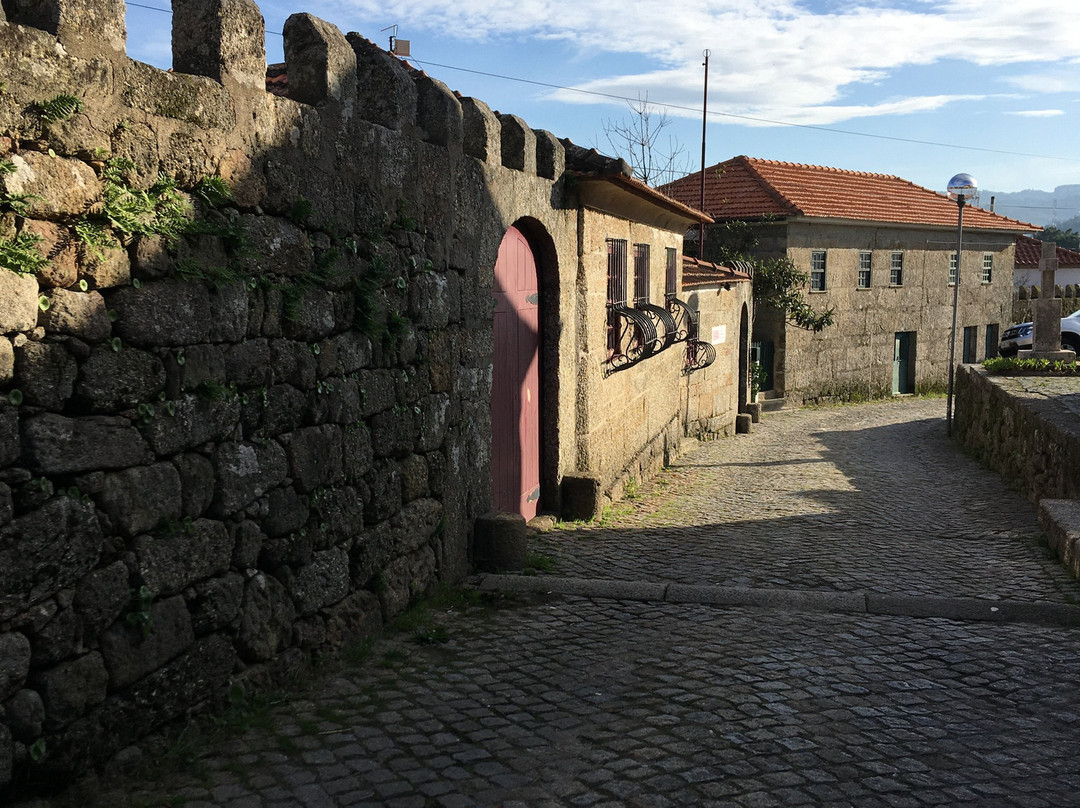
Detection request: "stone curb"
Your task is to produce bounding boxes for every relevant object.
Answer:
[474,574,1080,628]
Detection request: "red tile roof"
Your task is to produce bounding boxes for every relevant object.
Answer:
[681,255,752,290]
[1014,235,1080,268]
[660,156,1038,232]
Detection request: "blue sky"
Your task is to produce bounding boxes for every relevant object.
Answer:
[125,0,1080,216]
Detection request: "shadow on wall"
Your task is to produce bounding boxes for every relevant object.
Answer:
[0,0,566,793]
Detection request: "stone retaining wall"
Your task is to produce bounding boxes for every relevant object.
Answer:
[0,0,578,792]
[953,365,1080,505]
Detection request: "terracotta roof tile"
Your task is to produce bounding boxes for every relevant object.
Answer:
[1014,234,1080,268]
[660,156,1038,232]
[681,255,752,289]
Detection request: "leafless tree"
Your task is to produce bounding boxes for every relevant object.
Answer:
[600,95,692,187]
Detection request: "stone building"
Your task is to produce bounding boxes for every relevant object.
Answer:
[662,156,1036,404]
[0,0,749,790]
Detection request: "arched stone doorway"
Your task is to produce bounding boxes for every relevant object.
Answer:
[491,225,541,519]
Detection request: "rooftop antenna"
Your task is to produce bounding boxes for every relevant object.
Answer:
[381,24,410,57]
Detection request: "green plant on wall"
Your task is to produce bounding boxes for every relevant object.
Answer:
[32,93,83,123]
[750,361,768,397]
[0,232,46,275]
[98,158,192,241]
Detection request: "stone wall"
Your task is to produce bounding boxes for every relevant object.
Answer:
[953,365,1080,505]
[0,0,585,791]
[762,221,1015,403]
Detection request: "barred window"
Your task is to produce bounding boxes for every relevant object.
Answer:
[982,253,993,284]
[857,251,871,289]
[633,243,650,304]
[665,247,678,298]
[607,238,627,305]
[949,252,957,286]
[810,250,826,292]
[890,252,904,286]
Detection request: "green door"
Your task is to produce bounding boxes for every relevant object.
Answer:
[893,332,915,394]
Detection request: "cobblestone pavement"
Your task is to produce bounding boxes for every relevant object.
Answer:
[71,400,1080,807]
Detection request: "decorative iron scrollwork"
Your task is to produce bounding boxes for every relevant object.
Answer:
[606,303,658,372]
[665,296,694,343]
[635,301,678,351]
[685,339,716,372]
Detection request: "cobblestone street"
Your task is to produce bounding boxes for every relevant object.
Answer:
[74,400,1080,807]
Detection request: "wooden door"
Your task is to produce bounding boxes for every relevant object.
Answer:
[893,331,914,394]
[491,226,540,519]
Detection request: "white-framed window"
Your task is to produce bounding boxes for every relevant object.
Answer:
[857,251,871,289]
[982,253,993,284]
[949,252,957,286]
[890,252,904,286]
[810,250,826,292]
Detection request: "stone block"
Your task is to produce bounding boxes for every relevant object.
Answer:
[256,383,307,436]
[1,153,99,218]
[0,337,13,386]
[473,511,527,572]
[75,344,166,412]
[135,518,232,596]
[560,475,600,522]
[316,331,372,377]
[322,589,381,647]
[0,633,31,700]
[74,561,130,638]
[260,484,309,537]
[461,97,500,164]
[187,572,244,635]
[237,215,312,278]
[99,462,182,537]
[21,219,77,289]
[736,412,753,433]
[279,424,344,492]
[269,338,317,387]
[308,374,362,425]
[109,279,213,347]
[39,288,111,342]
[14,340,76,410]
[400,453,428,503]
[0,268,39,334]
[35,651,108,728]
[79,242,130,289]
[1040,499,1080,577]
[743,401,762,423]
[370,406,418,459]
[140,391,240,456]
[416,75,463,149]
[534,129,564,180]
[236,572,295,662]
[30,605,79,667]
[207,281,250,343]
[291,547,349,615]
[498,114,537,174]
[172,0,267,90]
[364,458,402,524]
[22,413,151,473]
[4,687,45,740]
[100,595,194,689]
[211,440,288,516]
[282,13,357,107]
[174,452,215,518]
[281,285,335,342]
[347,33,417,130]
[378,545,436,619]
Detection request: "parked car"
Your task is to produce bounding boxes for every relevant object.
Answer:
[999,309,1080,357]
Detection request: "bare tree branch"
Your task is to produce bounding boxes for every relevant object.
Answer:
[599,95,692,187]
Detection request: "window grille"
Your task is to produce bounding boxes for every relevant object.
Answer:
[633,243,650,304]
[665,247,677,298]
[810,250,826,291]
[890,252,904,286]
[982,253,993,284]
[857,251,871,289]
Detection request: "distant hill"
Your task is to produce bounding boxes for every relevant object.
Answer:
[979,185,1080,229]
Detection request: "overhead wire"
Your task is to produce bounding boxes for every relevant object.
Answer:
[121,1,1074,165]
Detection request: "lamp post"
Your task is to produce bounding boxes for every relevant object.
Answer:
[945,172,977,437]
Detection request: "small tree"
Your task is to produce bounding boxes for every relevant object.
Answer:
[706,218,835,333]
[599,95,691,187]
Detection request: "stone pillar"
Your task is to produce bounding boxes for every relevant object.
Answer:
[172,0,266,90]
[461,97,500,165]
[534,129,564,180]
[498,114,536,174]
[8,0,126,59]
[282,13,357,107]
[1020,241,1074,362]
[347,33,417,130]
[415,75,463,149]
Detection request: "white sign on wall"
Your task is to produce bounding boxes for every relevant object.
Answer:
[711,325,726,345]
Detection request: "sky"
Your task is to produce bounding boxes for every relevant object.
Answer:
[124,0,1080,219]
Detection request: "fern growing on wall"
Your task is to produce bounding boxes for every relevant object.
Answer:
[0,233,46,275]
[32,94,84,123]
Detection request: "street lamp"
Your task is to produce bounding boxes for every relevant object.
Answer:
[945,172,977,437]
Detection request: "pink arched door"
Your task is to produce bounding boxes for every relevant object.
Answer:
[491,226,540,520]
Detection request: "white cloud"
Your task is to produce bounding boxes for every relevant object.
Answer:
[1009,109,1065,118]
[329,0,1080,126]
